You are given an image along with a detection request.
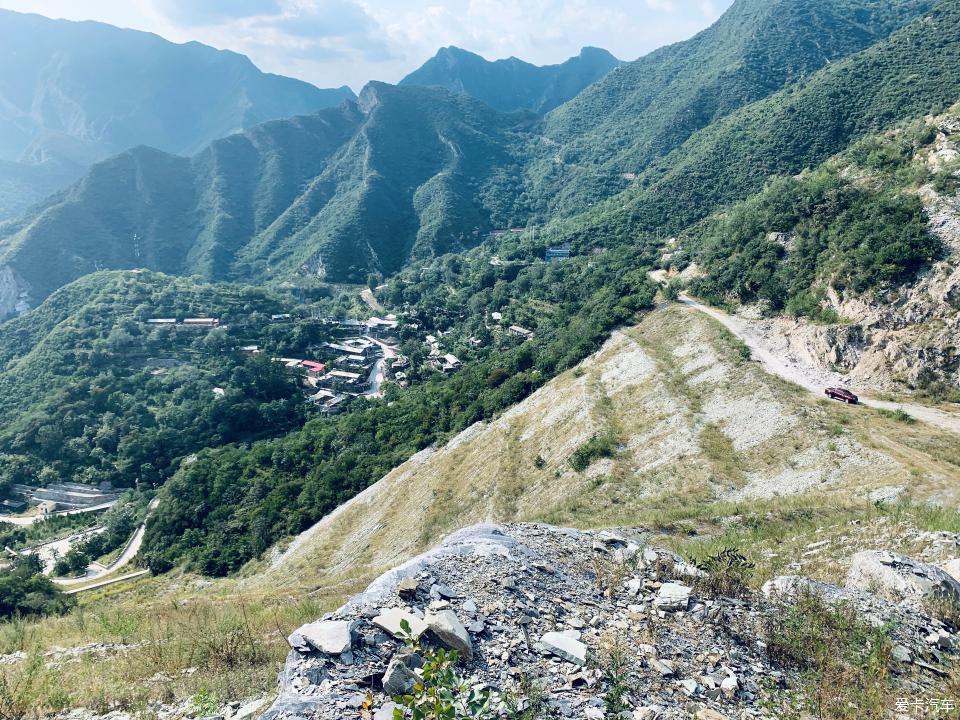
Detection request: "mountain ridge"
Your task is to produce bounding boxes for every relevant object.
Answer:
[0,8,355,220]
[399,45,620,114]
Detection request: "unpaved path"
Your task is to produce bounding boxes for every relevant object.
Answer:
[679,294,960,435]
[360,288,384,313]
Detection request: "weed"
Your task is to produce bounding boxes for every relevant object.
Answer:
[695,548,755,599]
[569,431,618,472]
[878,408,916,424]
[764,590,892,719]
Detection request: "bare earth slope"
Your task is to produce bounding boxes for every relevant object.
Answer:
[264,305,960,592]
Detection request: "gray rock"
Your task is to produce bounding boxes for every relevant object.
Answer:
[846,551,960,611]
[288,620,354,655]
[653,583,691,612]
[397,577,419,598]
[383,655,419,696]
[892,644,912,663]
[649,658,674,677]
[425,609,473,660]
[373,608,428,640]
[539,631,588,665]
[374,704,398,720]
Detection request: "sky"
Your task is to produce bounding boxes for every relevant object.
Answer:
[0,0,735,90]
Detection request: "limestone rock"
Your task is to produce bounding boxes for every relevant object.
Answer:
[425,609,473,660]
[288,620,354,655]
[846,551,960,611]
[382,655,419,696]
[653,583,691,612]
[539,631,587,665]
[373,608,428,640]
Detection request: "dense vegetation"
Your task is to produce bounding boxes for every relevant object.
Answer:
[0,555,73,619]
[530,0,935,220]
[687,122,948,316]
[0,9,352,220]
[400,46,620,115]
[143,244,657,574]
[534,0,960,251]
[0,272,322,490]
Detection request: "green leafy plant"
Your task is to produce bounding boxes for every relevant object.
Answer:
[392,647,491,720]
[695,547,755,598]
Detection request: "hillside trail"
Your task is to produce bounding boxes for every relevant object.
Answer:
[678,294,960,435]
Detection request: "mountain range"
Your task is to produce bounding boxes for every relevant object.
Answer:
[0,10,355,220]
[0,0,947,318]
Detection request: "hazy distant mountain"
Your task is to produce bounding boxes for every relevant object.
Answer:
[399,46,620,114]
[0,83,536,310]
[0,10,355,219]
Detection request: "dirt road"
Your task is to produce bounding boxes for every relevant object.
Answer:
[679,294,960,435]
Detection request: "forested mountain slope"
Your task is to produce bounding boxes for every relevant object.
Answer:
[0,10,354,220]
[542,0,960,247]
[0,270,319,494]
[400,46,620,114]
[0,0,942,317]
[0,85,536,315]
[529,0,936,217]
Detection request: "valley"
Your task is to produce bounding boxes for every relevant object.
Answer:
[0,0,959,718]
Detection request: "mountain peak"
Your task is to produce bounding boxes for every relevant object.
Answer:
[400,45,620,114]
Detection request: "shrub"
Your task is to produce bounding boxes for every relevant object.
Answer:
[695,548,755,598]
[392,647,491,719]
[569,431,618,472]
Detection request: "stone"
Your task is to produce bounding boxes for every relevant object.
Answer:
[679,677,699,696]
[462,599,477,614]
[649,658,674,677]
[942,558,960,583]
[694,711,730,720]
[653,583,691,612]
[430,583,460,599]
[720,671,738,699]
[633,707,662,720]
[373,704,398,720]
[846,551,960,611]
[288,620,354,655]
[382,655,419,696]
[425,609,473,660]
[539,631,588,665]
[397,577,419,598]
[373,608,428,640]
[892,644,912,663]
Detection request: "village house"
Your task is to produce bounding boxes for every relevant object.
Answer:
[301,361,327,379]
[183,318,220,328]
[319,369,366,393]
[509,325,534,340]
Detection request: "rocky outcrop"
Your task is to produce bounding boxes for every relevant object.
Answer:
[260,524,957,720]
[0,263,31,318]
[846,550,960,612]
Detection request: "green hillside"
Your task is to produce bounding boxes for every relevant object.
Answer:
[0,85,537,312]
[0,9,354,220]
[539,0,960,247]
[400,46,620,114]
[531,0,935,218]
[0,271,320,493]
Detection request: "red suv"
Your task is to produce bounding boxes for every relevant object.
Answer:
[825,387,859,404]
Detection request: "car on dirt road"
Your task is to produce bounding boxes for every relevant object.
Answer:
[825,387,859,404]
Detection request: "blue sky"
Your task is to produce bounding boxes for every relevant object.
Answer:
[0,0,734,90]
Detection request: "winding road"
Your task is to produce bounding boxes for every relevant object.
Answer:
[678,294,960,435]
